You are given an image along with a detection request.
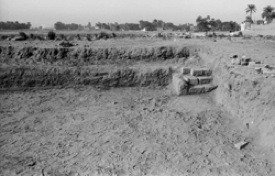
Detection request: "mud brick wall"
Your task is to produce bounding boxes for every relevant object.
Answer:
[0,45,201,66]
[0,66,172,89]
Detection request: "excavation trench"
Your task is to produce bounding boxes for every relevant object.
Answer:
[1,44,274,149]
[1,43,275,175]
[0,45,207,90]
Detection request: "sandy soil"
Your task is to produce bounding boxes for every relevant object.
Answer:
[0,87,272,176]
[1,37,275,176]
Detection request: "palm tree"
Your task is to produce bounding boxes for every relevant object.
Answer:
[196,15,211,32]
[246,4,256,20]
[262,5,275,22]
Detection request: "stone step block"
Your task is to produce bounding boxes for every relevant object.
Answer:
[188,85,205,94]
[190,68,212,76]
[183,75,199,85]
[188,84,218,94]
[180,67,191,75]
[197,76,213,85]
[172,74,188,95]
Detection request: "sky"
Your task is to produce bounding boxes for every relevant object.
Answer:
[0,0,275,27]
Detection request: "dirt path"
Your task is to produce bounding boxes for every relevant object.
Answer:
[0,87,273,176]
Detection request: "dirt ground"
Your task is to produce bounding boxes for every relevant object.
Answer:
[1,36,275,176]
[0,87,272,176]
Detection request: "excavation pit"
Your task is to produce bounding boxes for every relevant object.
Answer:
[1,38,275,176]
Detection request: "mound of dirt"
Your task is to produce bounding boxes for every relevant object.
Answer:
[215,65,275,157]
[197,39,275,166]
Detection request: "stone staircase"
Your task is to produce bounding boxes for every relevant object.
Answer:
[172,67,218,95]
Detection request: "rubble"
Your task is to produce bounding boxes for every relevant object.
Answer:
[230,55,275,77]
[240,56,251,66]
[234,141,249,150]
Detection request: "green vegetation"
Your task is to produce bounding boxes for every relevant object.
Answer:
[262,6,275,23]
[196,15,240,32]
[95,20,192,32]
[243,4,275,24]
[246,4,256,20]
[3,4,275,34]
[0,21,31,30]
[54,22,84,30]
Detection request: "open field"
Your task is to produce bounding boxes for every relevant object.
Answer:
[1,35,275,176]
[1,30,275,43]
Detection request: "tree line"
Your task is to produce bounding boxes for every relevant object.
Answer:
[139,20,193,31]
[0,21,31,30]
[54,22,88,30]
[1,4,274,31]
[245,4,275,23]
[53,4,275,32]
[196,16,240,32]
[55,18,241,32]
[94,20,193,32]
[53,20,193,32]
[96,22,140,31]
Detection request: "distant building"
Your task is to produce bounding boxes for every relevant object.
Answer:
[241,22,251,31]
[242,19,275,32]
[256,20,264,25]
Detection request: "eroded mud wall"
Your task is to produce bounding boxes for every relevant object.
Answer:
[0,45,203,89]
[0,45,199,66]
[0,66,172,89]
